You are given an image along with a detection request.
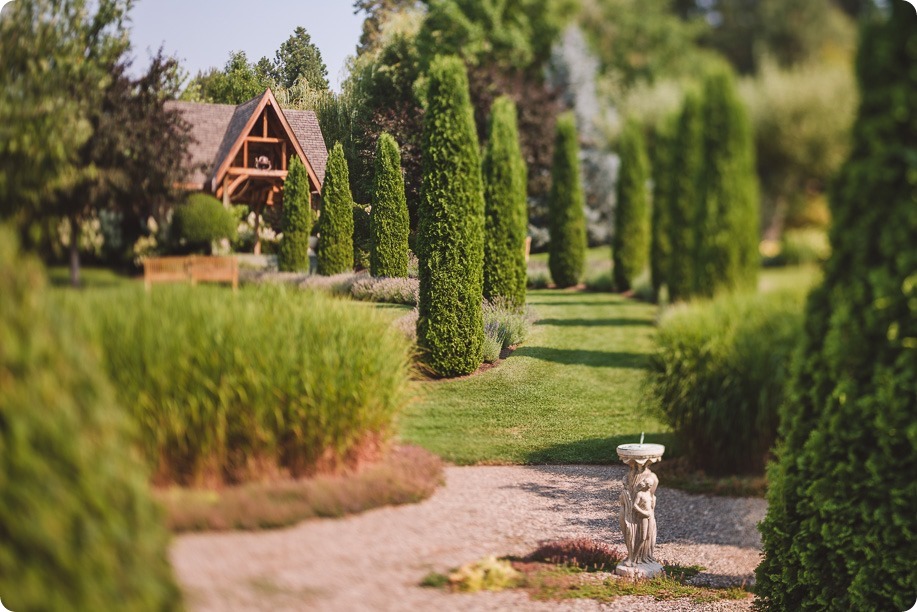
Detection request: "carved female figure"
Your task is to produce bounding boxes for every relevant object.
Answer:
[631,479,657,563]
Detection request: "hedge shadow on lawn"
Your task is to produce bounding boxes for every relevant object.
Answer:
[524,433,679,465]
[535,317,651,328]
[512,346,648,369]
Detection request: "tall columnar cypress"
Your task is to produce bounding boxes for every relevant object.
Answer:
[756,7,916,611]
[482,96,528,309]
[278,155,312,272]
[613,120,651,292]
[667,92,704,302]
[548,112,587,288]
[316,143,354,275]
[416,56,485,377]
[650,115,675,300]
[370,133,410,277]
[695,68,759,297]
[0,227,181,611]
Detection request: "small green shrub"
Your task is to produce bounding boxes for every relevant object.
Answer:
[646,287,807,474]
[0,228,181,610]
[55,284,413,485]
[278,156,312,272]
[173,193,237,252]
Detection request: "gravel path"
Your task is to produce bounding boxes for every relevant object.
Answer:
[172,465,765,611]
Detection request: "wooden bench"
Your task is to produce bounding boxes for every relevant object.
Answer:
[143,255,238,291]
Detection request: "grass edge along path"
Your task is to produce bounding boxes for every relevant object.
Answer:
[398,289,671,465]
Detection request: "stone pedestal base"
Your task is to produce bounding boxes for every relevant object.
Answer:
[614,561,664,579]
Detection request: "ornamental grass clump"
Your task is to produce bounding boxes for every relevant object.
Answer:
[55,284,413,485]
[646,287,806,475]
[0,228,181,610]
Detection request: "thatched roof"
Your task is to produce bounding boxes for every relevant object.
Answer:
[167,90,328,191]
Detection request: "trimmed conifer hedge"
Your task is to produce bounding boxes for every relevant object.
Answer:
[278,155,312,272]
[370,133,410,277]
[650,115,675,300]
[755,7,917,610]
[695,68,759,297]
[416,55,485,377]
[667,92,704,302]
[317,143,355,275]
[482,96,528,309]
[613,120,651,292]
[548,112,587,288]
[0,227,181,611]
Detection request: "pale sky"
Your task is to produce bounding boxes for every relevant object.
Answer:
[128,1,366,91]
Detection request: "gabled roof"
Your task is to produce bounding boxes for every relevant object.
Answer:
[166,90,328,191]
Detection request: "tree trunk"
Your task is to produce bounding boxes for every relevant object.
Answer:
[253,209,262,255]
[69,215,81,287]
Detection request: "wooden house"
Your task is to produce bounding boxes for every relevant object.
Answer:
[166,89,328,252]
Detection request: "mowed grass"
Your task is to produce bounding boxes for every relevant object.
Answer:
[398,289,671,464]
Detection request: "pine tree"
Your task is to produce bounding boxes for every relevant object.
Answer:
[416,56,485,377]
[548,112,587,288]
[278,156,312,272]
[613,120,651,292]
[756,7,916,610]
[667,91,704,302]
[370,133,409,277]
[482,96,528,309]
[695,68,759,297]
[650,115,675,300]
[316,143,354,275]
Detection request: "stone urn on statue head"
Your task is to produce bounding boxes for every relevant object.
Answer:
[615,434,665,579]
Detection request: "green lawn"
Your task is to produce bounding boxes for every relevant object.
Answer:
[398,289,673,464]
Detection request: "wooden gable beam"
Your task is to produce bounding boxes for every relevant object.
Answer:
[210,89,323,195]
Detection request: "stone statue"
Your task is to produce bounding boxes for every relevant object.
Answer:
[615,442,664,578]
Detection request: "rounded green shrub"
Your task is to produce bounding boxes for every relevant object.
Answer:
[613,119,651,292]
[482,96,528,309]
[173,193,237,252]
[370,133,410,277]
[55,284,413,484]
[416,55,485,377]
[548,112,587,288]
[0,227,181,611]
[278,155,312,272]
[695,68,759,296]
[666,92,704,302]
[317,143,355,275]
[756,7,917,610]
[647,287,807,475]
